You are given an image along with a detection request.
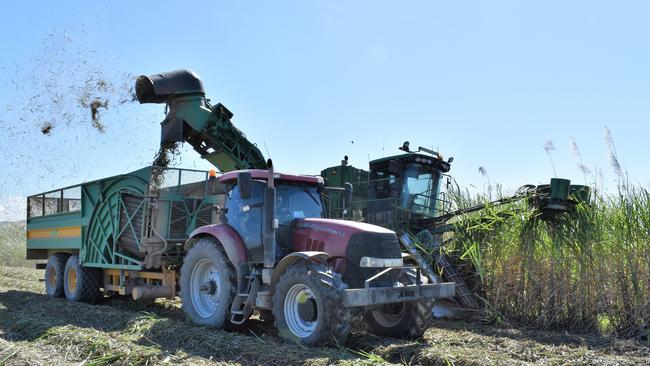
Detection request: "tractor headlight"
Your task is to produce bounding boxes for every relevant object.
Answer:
[359,257,404,268]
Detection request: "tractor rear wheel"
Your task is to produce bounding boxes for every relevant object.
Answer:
[45,253,68,298]
[180,238,236,328]
[363,299,434,339]
[63,255,102,303]
[272,262,351,346]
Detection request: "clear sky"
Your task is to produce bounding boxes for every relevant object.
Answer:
[1,1,649,220]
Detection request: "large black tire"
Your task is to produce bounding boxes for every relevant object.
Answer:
[364,267,434,339]
[45,253,68,298]
[63,255,102,303]
[180,238,236,328]
[364,299,434,339]
[272,262,351,346]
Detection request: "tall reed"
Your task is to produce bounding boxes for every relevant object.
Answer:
[445,184,650,336]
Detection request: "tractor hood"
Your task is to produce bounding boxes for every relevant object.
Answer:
[293,218,394,239]
[291,218,402,288]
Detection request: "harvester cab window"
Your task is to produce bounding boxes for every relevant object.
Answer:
[401,164,441,218]
[372,171,400,200]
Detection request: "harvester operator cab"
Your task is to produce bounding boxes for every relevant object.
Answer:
[367,142,452,228]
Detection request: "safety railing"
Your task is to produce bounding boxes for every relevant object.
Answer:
[27,185,82,218]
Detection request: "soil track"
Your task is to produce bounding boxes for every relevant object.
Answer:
[0,266,648,366]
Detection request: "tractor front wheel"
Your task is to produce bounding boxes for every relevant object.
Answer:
[272,262,351,346]
[180,238,236,328]
[363,300,434,339]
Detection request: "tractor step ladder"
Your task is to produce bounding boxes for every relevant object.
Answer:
[230,272,259,324]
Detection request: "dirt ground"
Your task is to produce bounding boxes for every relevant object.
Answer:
[0,266,648,366]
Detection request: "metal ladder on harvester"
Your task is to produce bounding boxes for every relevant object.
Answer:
[230,270,260,325]
[399,230,478,309]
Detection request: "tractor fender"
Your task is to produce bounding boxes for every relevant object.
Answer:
[269,251,330,290]
[186,224,248,267]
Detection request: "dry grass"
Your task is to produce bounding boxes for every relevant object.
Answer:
[0,222,28,268]
[1,266,648,366]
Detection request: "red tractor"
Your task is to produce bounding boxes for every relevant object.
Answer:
[177,166,453,345]
[134,70,455,345]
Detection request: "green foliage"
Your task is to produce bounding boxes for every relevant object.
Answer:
[0,221,28,267]
[446,186,650,336]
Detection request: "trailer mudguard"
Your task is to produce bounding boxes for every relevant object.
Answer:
[187,224,248,267]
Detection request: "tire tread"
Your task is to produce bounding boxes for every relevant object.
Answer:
[45,253,69,298]
[273,262,351,346]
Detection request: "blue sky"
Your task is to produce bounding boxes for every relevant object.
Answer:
[1,1,649,220]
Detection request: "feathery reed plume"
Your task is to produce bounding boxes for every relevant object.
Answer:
[478,166,492,199]
[544,139,557,177]
[570,138,591,184]
[604,126,623,179]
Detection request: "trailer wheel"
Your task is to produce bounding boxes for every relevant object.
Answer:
[272,262,351,346]
[180,238,235,328]
[364,299,434,339]
[45,253,68,298]
[63,255,102,303]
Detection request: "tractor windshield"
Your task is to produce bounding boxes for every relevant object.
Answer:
[276,185,323,224]
[400,163,442,218]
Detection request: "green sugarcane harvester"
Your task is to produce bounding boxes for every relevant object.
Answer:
[320,142,592,310]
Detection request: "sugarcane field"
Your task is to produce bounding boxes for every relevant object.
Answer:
[1,2,650,366]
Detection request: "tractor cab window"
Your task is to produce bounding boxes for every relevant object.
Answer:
[276,185,323,224]
[224,181,265,262]
[225,182,323,262]
[400,164,441,218]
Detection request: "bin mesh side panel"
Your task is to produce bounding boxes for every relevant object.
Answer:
[196,205,214,227]
[169,202,187,239]
[119,193,145,256]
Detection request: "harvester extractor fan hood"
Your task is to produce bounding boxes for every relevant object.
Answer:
[135,69,205,104]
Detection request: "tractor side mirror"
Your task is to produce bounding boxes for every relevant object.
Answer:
[343,182,353,215]
[237,172,252,199]
[388,160,400,175]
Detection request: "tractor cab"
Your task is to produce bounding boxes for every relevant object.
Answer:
[217,169,327,264]
[366,142,452,229]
